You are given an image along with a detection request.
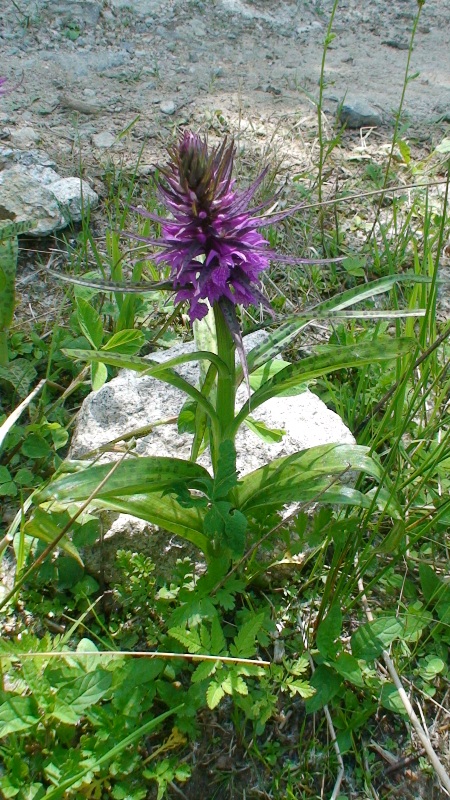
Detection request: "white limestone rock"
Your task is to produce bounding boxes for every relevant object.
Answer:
[70,334,355,581]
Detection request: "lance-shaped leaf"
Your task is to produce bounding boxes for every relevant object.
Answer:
[36,457,212,503]
[231,338,414,433]
[239,274,430,382]
[0,236,18,366]
[84,493,209,553]
[63,348,224,428]
[233,443,386,515]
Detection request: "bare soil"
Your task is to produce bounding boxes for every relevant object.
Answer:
[1,0,450,176]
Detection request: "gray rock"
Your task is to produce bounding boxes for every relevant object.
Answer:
[159,99,176,115]
[339,97,382,128]
[0,167,62,235]
[9,127,41,148]
[49,177,99,223]
[70,335,355,581]
[0,151,99,235]
[92,131,116,148]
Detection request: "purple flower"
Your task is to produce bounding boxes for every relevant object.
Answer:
[136,132,275,322]
[0,78,8,95]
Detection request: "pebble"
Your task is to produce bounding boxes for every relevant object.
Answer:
[339,97,382,128]
[92,131,115,148]
[159,99,176,115]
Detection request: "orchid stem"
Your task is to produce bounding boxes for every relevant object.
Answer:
[213,303,236,472]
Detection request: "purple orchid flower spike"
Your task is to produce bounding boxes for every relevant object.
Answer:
[136,132,276,324]
[132,131,342,384]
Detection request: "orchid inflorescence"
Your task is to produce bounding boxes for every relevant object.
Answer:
[135,132,277,325]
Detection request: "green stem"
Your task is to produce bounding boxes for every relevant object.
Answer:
[212,303,236,470]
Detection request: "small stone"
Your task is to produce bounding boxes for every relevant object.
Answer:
[339,97,382,128]
[382,39,409,50]
[10,127,41,148]
[92,131,115,148]
[159,99,176,115]
[49,177,99,222]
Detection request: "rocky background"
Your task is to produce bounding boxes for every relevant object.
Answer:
[1,0,449,184]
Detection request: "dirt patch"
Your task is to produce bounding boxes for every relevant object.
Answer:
[1,0,449,177]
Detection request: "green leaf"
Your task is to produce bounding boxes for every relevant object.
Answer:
[234,339,414,428]
[63,348,219,426]
[24,508,84,565]
[235,443,382,514]
[211,440,239,500]
[249,359,291,390]
[230,612,265,658]
[0,236,18,365]
[210,616,227,655]
[419,563,450,605]
[76,298,104,349]
[285,678,315,698]
[89,492,209,553]
[305,665,341,713]
[43,706,183,800]
[91,360,108,391]
[37,457,212,503]
[380,683,407,716]
[241,274,429,381]
[397,139,411,163]
[244,416,285,444]
[316,605,342,658]
[206,680,225,709]
[21,433,51,459]
[54,669,112,717]
[203,500,247,558]
[0,220,37,239]
[14,467,35,486]
[0,464,16,496]
[351,617,403,661]
[402,604,433,643]
[177,400,197,434]
[191,660,218,683]
[72,519,100,548]
[102,329,145,355]
[0,358,37,397]
[0,695,39,735]
[435,137,450,154]
[342,256,365,277]
[221,673,248,697]
[332,653,365,688]
[168,627,202,654]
